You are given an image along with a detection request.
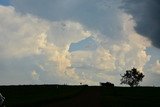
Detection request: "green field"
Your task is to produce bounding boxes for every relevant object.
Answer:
[0,85,160,107]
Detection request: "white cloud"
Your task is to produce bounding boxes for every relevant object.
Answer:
[106,13,151,72]
[70,12,151,85]
[0,4,153,86]
[47,21,91,47]
[93,47,116,71]
[0,5,90,85]
[0,6,49,58]
[71,47,116,72]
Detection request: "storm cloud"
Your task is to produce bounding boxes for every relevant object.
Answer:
[121,0,160,49]
[1,0,159,86]
[11,0,123,39]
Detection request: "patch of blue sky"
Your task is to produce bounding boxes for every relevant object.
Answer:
[69,36,98,52]
[0,0,10,6]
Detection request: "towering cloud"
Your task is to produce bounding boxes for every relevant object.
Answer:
[0,0,154,86]
[0,5,90,85]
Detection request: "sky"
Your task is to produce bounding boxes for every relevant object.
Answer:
[0,0,160,86]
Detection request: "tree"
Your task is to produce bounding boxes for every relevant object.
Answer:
[100,82,114,87]
[120,68,145,87]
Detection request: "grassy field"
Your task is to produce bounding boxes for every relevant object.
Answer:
[0,85,160,107]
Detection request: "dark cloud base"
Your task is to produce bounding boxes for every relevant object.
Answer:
[121,0,160,49]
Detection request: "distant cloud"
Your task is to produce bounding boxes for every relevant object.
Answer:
[151,60,160,74]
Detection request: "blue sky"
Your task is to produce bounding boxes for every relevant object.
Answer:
[0,0,160,86]
[0,0,10,5]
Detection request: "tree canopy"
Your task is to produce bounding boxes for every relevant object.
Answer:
[120,68,145,87]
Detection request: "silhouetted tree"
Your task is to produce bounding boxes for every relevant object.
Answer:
[120,68,145,87]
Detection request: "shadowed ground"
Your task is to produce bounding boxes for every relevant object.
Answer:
[43,86,101,107]
[0,85,160,107]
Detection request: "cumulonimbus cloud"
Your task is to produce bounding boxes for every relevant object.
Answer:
[0,5,91,84]
[0,5,152,85]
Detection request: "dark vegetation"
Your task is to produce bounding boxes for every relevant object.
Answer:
[100,82,114,87]
[121,68,145,87]
[0,85,160,107]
